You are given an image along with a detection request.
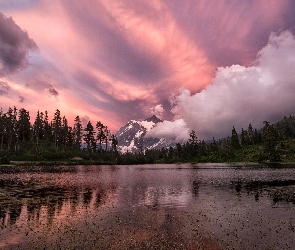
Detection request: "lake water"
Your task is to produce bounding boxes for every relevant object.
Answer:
[1,163,295,249]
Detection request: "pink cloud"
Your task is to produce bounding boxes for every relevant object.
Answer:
[1,0,295,133]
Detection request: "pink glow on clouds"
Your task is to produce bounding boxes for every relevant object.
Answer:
[1,0,295,133]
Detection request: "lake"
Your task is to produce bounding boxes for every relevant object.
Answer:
[0,163,295,249]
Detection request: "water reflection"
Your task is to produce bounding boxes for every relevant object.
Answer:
[0,164,295,249]
[0,179,107,227]
[230,179,295,204]
[1,165,295,228]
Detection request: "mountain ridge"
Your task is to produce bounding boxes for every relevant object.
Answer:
[116,115,174,153]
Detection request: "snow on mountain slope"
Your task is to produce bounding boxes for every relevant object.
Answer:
[116,115,174,153]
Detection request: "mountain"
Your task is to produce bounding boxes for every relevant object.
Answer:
[116,115,175,153]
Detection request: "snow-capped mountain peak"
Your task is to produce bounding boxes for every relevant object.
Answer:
[116,115,174,153]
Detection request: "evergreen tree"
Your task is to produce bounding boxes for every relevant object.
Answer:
[188,130,198,157]
[43,111,51,141]
[176,143,183,160]
[61,116,69,147]
[66,126,75,148]
[33,110,44,155]
[248,124,254,145]
[84,121,96,152]
[231,126,240,149]
[262,121,279,161]
[210,137,218,152]
[73,116,83,150]
[104,126,110,151]
[0,109,5,150]
[17,108,31,142]
[240,128,249,146]
[110,134,118,152]
[283,117,294,139]
[52,109,62,149]
[6,107,18,150]
[33,111,43,144]
[96,121,105,153]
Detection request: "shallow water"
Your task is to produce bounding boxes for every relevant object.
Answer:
[0,163,295,249]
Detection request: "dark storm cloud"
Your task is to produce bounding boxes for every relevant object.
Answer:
[0,80,10,95]
[0,12,37,76]
[18,95,25,102]
[47,85,59,97]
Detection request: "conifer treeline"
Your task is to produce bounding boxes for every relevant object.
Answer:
[1,106,294,164]
[0,106,118,161]
[125,116,295,164]
[144,116,294,163]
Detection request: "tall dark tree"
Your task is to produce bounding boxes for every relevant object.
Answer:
[231,126,240,149]
[52,109,62,149]
[188,130,198,157]
[0,109,5,150]
[33,111,43,143]
[96,121,105,153]
[61,116,69,147]
[43,111,51,141]
[33,110,43,154]
[110,134,118,152]
[176,143,183,160]
[262,121,279,161]
[188,130,198,145]
[5,107,18,150]
[283,117,294,139]
[247,124,254,145]
[84,121,96,152]
[73,116,83,150]
[240,128,249,146]
[210,137,219,152]
[104,126,110,151]
[17,108,31,143]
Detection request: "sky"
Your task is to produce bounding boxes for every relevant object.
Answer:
[0,0,295,140]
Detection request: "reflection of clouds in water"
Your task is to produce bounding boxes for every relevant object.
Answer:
[142,186,192,208]
[0,182,109,227]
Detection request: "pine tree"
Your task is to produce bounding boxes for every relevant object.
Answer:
[84,121,95,152]
[0,109,5,150]
[73,116,83,150]
[96,121,105,153]
[248,124,254,145]
[43,111,51,141]
[61,116,69,147]
[188,130,198,157]
[33,111,43,144]
[240,128,249,146]
[17,108,31,142]
[262,121,279,161]
[6,107,18,150]
[210,137,218,152]
[231,126,240,149]
[283,117,294,139]
[110,134,118,152]
[104,126,110,151]
[52,109,62,149]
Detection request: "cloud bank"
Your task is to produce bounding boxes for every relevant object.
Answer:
[1,1,295,132]
[0,12,37,76]
[147,31,295,142]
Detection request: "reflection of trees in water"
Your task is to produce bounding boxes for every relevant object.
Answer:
[192,180,199,198]
[0,179,108,227]
[230,179,295,204]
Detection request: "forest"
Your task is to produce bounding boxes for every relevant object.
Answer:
[1,106,295,165]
